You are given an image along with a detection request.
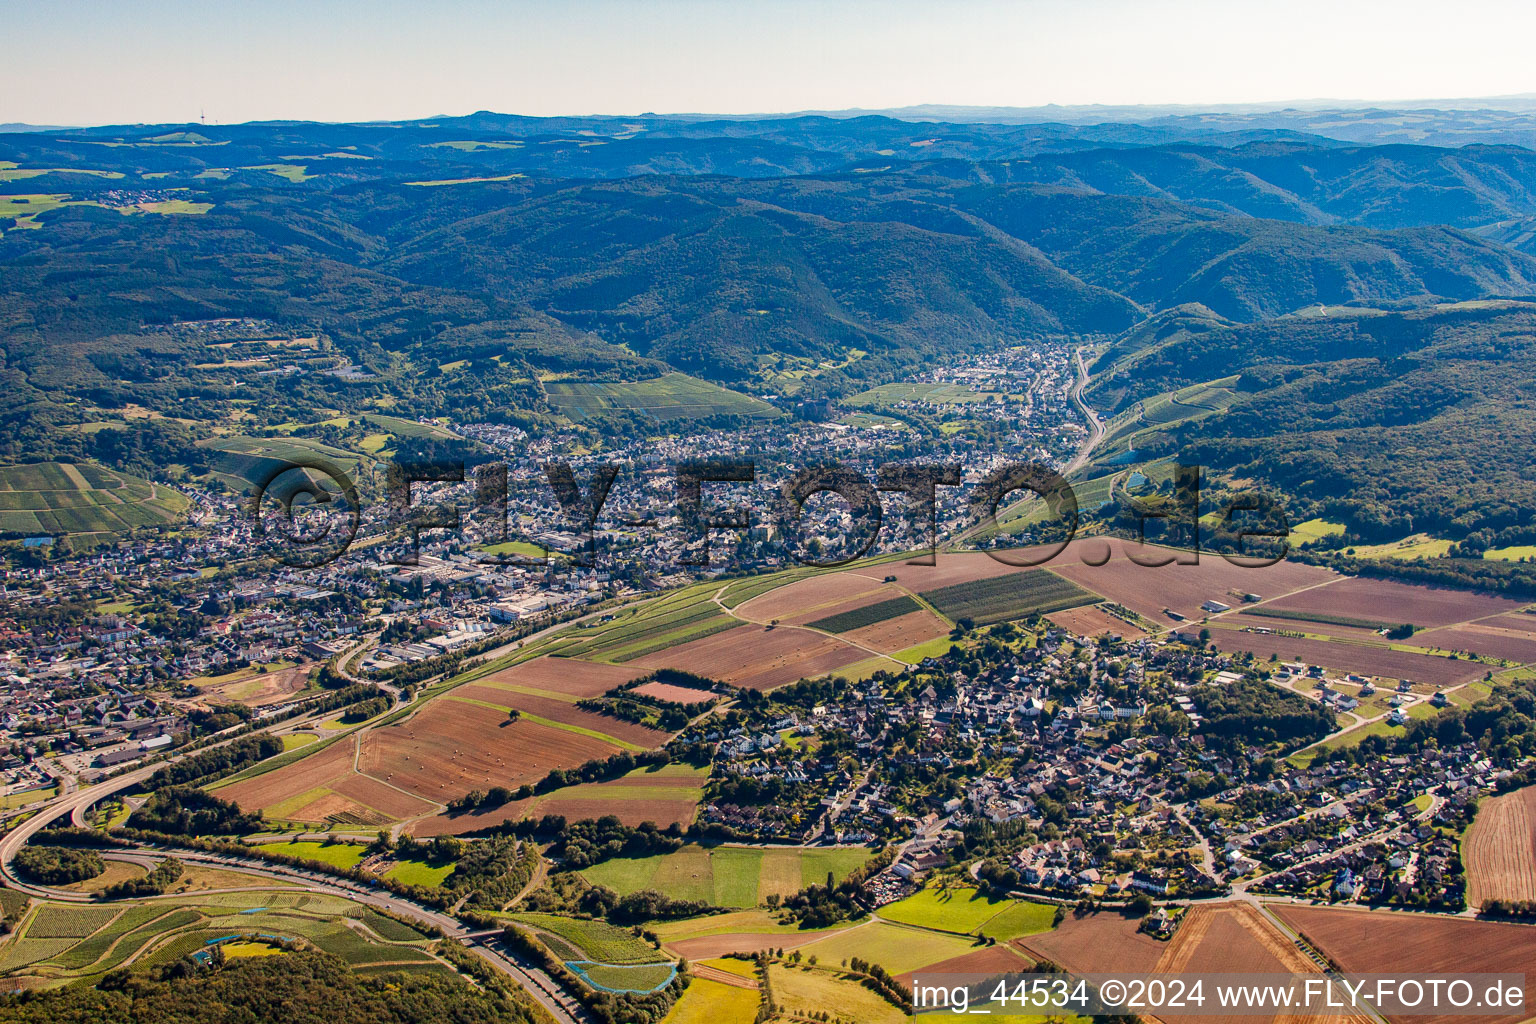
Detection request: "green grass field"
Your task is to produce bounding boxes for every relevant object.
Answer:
[651,909,862,944]
[405,173,525,186]
[241,163,313,182]
[771,963,907,1024]
[581,845,871,908]
[0,191,206,230]
[664,976,759,1024]
[385,856,456,887]
[1484,545,1536,561]
[891,637,958,665]
[1349,534,1456,560]
[573,961,677,991]
[796,921,976,975]
[553,582,745,663]
[876,886,1052,939]
[480,539,548,559]
[0,461,188,536]
[919,571,1098,626]
[545,373,781,423]
[1290,518,1347,544]
[270,840,368,869]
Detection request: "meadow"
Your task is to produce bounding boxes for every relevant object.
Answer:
[877,887,1057,940]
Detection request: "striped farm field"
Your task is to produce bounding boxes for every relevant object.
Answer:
[580,844,872,908]
[1464,784,1536,908]
[0,461,187,536]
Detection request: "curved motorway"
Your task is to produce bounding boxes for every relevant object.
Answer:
[0,718,588,1024]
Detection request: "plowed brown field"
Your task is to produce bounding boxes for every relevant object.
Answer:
[1465,785,1536,908]
[1204,629,1487,686]
[630,624,866,691]
[1258,578,1522,629]
[1274,905,1536,1024]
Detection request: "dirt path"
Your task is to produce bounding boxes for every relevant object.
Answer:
[710,583,907,670]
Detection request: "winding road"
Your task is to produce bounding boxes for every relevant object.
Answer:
[0,705,590,1024]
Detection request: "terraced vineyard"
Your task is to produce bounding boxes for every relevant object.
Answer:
[197,435,369,496]
[0,891,441,984]
[0,461,188,537]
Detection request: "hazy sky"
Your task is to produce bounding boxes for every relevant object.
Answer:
[6,0,1536,126]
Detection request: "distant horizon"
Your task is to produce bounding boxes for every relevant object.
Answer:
[9,92,1536,133]
[6,0,1536,127]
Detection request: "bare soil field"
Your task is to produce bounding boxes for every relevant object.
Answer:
[665,927,843,960]
[736,572,889,623]
[1258,577,1523,629]
[1050,545,1337,623]
[631,681,718,704]
[844,551,1027,591]
[1274,905,1536,1024]
[474,655,648,698]
[1016,906,1166,973]
[328,774,436,820]
[189,661,314,708]
[1414,623,1536,664]
[453,684,671,747]
[630,624,866,691]
[1465,785,1536,908]
[1483,613,1536,635]
[533,791,699,829]
[841,608,949,653]
[1048,603,1146,639]
[218,733,437,826]
[219,738,362,821]
[1205,628,1488,685]
[897,943,1034,989]
[409,766,704,836]
[281,790,388,824]
[1024,904,1368,1024]
[408,796,538,836]
[1151,904,1369,1024]
[357,703,621,802]
[1235,612,1399,642]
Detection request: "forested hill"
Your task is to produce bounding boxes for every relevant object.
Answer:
[7,111,1536,552]
[6,159,1536,385]
[1087,300,1536,540]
